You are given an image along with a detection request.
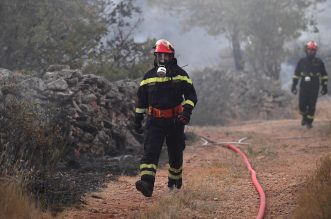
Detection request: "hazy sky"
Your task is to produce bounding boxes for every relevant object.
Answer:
[135,0,331,79]
[301,0,331,45]
[134,1,225,72]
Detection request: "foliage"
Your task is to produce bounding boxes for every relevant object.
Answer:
[0,92,74,210]
[0,0,106,71]
[83,0,155,80]
[0,94,69,178]
[84,38,155,81]
[243,0,311,80]
[0,0,154,80]
[147,0,325,79]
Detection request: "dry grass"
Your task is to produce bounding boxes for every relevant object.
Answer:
[316,97,331,120]
[0,98,69,176]
[0,177,52,219]
[0,97,71,210]
[294,155,331,219]
[133,162,226,219]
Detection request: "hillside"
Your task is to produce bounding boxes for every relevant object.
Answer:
[59,97,331,219]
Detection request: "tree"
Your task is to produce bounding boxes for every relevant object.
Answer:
[147,0,247,71]
[0,0,106,71]
[147,0,324,79]
[84,0,155,80]
[243,0,319,79]
[0,0,154,80]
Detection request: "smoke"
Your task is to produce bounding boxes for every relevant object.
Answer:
[280,1,331,88]
[135,0,331,83]
[134,1,227,72]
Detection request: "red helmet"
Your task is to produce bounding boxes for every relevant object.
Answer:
[306,40,318,50]
[154,39,175,54]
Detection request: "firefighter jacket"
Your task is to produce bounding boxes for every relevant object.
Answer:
[292,56,328,90]
[135,61,197,117]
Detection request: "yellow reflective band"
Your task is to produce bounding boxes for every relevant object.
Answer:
[321,76,328,80]
[140,77,168,86]
[172,75,192,84]
[135,108,147,113]
[140,170,155,177]
[140,164,157,170]
[168,173,182,180]
[293,75,300,79]
[183,100,195,107]
[307,115,314,119]
[140,75,192,86]
[169,166,182,173]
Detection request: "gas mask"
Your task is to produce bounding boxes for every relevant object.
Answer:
[157,65,167,77]
[155,52,173,77]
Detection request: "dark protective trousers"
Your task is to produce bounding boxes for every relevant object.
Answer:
[139,116,185,186]
[299,84,319,124]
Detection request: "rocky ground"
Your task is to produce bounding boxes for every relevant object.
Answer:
[58,97,331,218]
[0,66,143,211]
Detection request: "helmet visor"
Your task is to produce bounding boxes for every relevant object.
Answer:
[156,53,172,64]
[307,48,316,57]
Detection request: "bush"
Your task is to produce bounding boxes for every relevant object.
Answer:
[294,155,331,219]
[0,96,69,178]
[0,94,71,211]
[0,177,51,219]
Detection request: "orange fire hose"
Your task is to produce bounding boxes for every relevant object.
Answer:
[202,137,266,219]
[225,143,266,219]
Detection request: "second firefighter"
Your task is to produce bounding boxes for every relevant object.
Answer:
[291,40,328,128]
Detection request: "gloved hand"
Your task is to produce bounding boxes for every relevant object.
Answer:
[177,110,191,125]
[321,84,328,95]
[134,114,144,134]
[291,84,297,95]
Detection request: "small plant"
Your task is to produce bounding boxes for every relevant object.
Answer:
[0,177,52,219]
[294,155,331,219]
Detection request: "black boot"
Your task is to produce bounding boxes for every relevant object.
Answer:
[168,178,182,190]
[135,180,153,197]
[306,122,313,129]
[301,115,307,126]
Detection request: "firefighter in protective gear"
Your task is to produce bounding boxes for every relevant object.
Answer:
[291,40,328,128]
[134,39,197,197]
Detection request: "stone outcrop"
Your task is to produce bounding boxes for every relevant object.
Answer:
[0,66,142,161]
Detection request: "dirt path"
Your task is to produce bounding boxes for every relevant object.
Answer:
[60,117,331,218]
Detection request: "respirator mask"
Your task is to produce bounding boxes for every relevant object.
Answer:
[155,53,173,77]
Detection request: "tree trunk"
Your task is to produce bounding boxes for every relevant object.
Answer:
[231,29,244,71]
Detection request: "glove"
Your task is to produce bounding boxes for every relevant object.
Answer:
[134,114,144,134]
[291,84,297,95]
[177,110,191,125]
[321,85,328,95]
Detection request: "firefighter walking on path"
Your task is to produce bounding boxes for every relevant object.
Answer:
[291,40,328,128]
[133,39,198,197]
